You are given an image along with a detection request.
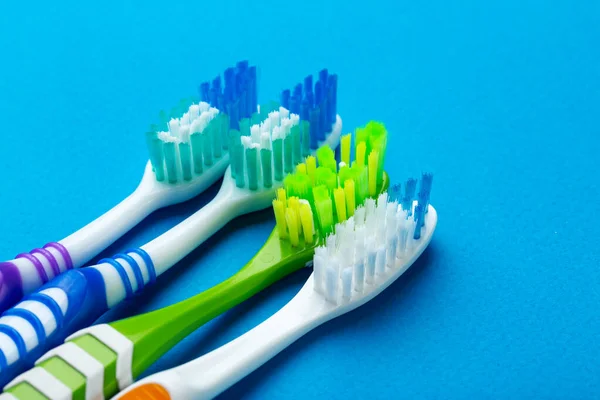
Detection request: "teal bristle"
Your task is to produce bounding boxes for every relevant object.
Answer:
[163,142,178,184]
[261,149,273,188]
[179,142,192,181]
[209,119,222,159]
[273,139,284,181]
[239,118,251,137]
[284,134,294,173]
[202,129,214,166]
[291,124,302,165]
[220,113,230,150]
[190,131,204,174]
[301,120,311,157]
[146,132,165,182]
[246,147,259,190]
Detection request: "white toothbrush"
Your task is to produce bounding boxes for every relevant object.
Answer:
[0,61,257,313]
[115,181,436,400]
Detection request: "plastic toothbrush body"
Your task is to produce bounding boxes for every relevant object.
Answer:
[0,60,258,313]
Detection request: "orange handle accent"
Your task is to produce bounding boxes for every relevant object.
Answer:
[117,383,171,400]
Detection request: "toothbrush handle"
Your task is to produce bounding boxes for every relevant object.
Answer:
[124,290,319,400]
[0,186,160,314]
[0,248,155,387]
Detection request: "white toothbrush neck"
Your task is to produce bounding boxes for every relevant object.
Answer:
[59,176,164,268]
[141,176,245,276]
[172,281,329,399]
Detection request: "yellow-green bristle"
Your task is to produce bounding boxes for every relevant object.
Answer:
[288,197,303,236]
[334,187,347,222]
[299,201,315,244]
[315,167,337,193]
[341,134,351,166]
[368,150,379,196]
[356,142,366,167]
[296,163,307,175]
[316,145,337,173]
[273,199,288,239]
[285,207,300,247]
[306,156,317,184]
[313,185,335,236]
[277,188,287,208]
[344,179,356,216]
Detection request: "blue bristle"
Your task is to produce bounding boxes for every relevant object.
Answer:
[199,82,210,103]
[319,96,328,140]
[329,74,338,123]
[413,204,425,240]
[217,94,225,113]
[419,173,434,213]
[389,183,402,202]
[249,66,257,113]
[290,95,300,115]
[282,89,291,109]
[304,75,313,95]
[224,67,235,103]
[301,99,310,121]
[319,68,329,86]
[212,76,221,91]
[305,90,314,108]
[228,101,240,130]
[402,178,418,215]
[309,108,320,149]
[237,60,248,73]
[209,88,218,108]
[294,83,303,98]
[315,81,323,105]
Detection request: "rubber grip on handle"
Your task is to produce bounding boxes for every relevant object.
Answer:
[0,242,73,313]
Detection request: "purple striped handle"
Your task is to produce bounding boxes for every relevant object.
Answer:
[0,242,73,313]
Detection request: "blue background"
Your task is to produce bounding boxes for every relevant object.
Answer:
[1,0,599,398]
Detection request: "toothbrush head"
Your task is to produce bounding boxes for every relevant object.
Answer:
[311,173,436,310]
[144,61,258,185]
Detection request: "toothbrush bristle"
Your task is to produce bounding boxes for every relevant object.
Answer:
[146,61,258,184]
[313,174,433,305]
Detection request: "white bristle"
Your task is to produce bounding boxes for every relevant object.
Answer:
[199,102,210,113]
[189,104,200,119]
[241,136,253,149]
[169,119,180,138]
[209,107,219,118]
[251,125,261,144]
[312,198,429,305]
[272,126,282,141]
[269,111,280,128]
[179,126,190,143]
[279,106,290,120]
[260,132,272,150]
[281,118,292,136]
[290,113,300,125]
[180,113,190,127]
[261,119,272,134]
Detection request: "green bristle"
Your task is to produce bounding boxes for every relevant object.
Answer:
[228,129,240,178]
[145,132,165,182]
[170,106,180,120]
[284,134,294,174]
[190,132,204,174]
[365,121,388,189]
[239,118,251,137]
[338,165,354,187]
[220,113,230,150]
[163,142,178,184]
[301,120,311,157]
[353,164,369,206]
[284,173,313,205]
[209,118,222,159]
[246,147,259,190]
[261,149,273,188]
[315,167,337,193]
[313,185,335,236]
[290,124,301,166]
[262,101,280,115]
[202,131,213,166]
[179,142,192,181]
[316,145,336,173]
[273,138,284,181]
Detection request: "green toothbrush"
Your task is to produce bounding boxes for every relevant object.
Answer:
[2,121,389,400]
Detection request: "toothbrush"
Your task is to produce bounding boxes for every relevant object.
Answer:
[0,118,384,400]
[116,177,436,400]
[0,60,257,314]
[0,70,341,389]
